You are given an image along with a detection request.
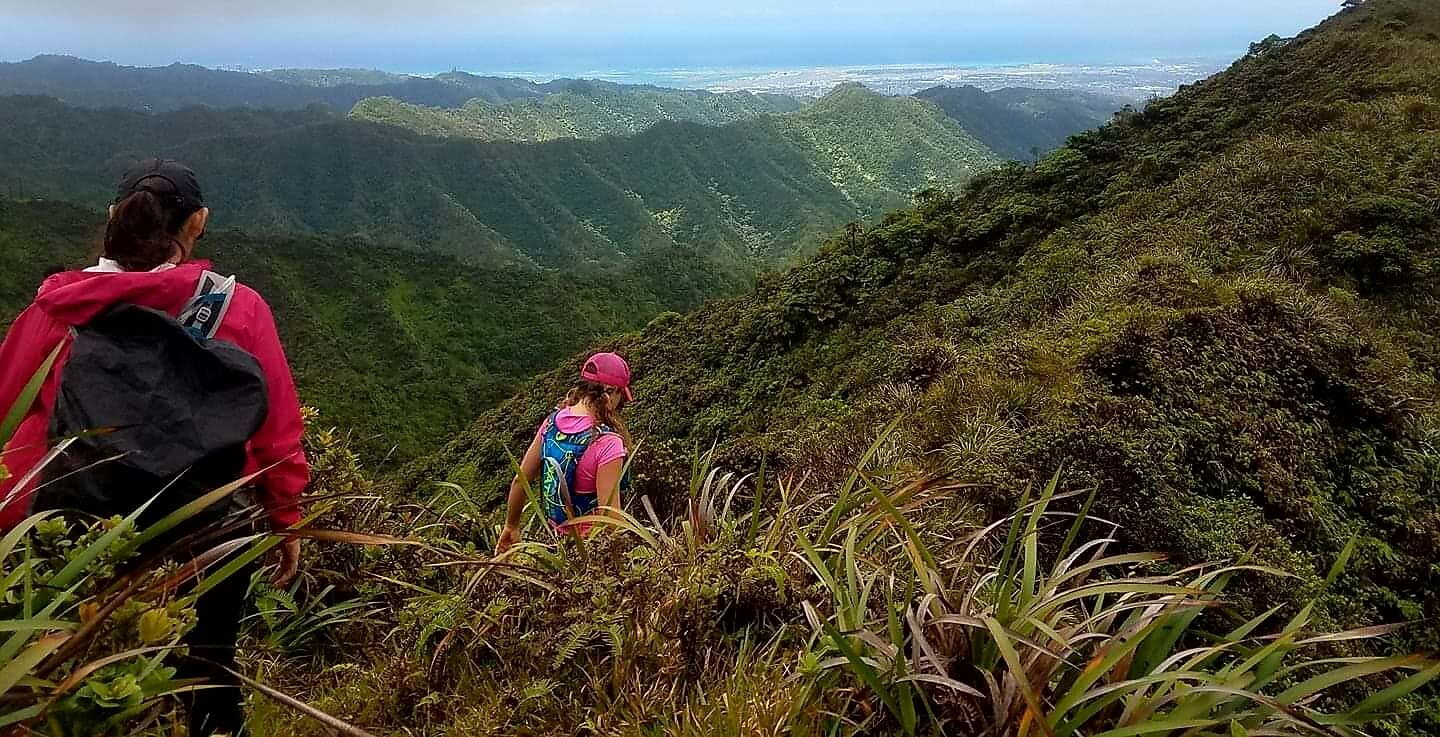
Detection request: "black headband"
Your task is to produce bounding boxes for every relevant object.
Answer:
[118,174,189,210]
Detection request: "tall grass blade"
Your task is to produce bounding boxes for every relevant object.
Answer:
[0,633,69,696]
[1089,718,1223,737]
[745,455,768,548]
[0,511,59,566]
[984,616,1056,737]
[639,495,674,547]
[1337,660,1440,722]
[0,620,74,633]
[821,622,912,736]
[504,446,545,533]
[992,482,1034,623]
[125,470,265,553]
[860,473,938,574]
[1324,536,1357,589]
[49,499,148,590]
[192,535,281,598]
[0,342,63,446]
[818,417,900,544]
[1,438,75,510]
[570,510,660,550]
[1056,485,1099,564]
[793,523,842,610]
[1273,654,1426,705]
[216,662,382,737]
[0,704,43,728]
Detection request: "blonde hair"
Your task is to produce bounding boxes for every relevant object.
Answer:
[564,379,633,449]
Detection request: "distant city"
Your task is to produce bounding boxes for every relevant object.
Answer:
[225,57,1237,102]
[570,59,1234,100]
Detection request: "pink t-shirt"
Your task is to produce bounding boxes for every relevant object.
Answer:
[534,407,628,494]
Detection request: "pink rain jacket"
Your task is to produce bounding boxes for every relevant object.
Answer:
[0,261,309,529]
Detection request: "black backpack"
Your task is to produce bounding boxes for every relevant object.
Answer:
[34,273,269,529]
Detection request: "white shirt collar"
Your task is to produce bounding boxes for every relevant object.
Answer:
[84,258,177,273]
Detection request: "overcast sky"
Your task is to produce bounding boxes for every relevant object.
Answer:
[0,1,1343,73]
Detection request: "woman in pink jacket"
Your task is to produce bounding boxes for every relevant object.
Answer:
[0,159,309,736]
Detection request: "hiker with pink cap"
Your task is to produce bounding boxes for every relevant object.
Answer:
[496,352,635,554]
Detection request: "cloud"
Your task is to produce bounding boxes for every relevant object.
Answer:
[0,0,1340,71]
[6,0,710,24]
[7,0,502,21]
[3,0,1335,26]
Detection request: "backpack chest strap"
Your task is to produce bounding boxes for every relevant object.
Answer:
[179,271,237,340]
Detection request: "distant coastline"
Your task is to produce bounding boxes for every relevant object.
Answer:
[232,58,1235,101]
[608,59,1234,99]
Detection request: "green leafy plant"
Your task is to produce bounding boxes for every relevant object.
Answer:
[804,468,1438,736]
[0,383,386,735]
[250,582,384,658]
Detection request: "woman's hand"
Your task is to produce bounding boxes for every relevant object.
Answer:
[497,436,543,556]
[272,536,301,587]
[495,525,522,556]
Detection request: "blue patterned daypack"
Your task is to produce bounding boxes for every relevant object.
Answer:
[539,410,626,527]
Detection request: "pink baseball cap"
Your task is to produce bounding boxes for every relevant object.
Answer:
[582,352,633,401]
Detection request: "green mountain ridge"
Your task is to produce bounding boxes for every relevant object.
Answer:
[411,0,1440,662]
[349,84,805,143]
[259,67,419,88]
[0,85,999,270]
[0,55,1121,158]
[0,55,803,114]
[350,78,1119,159]
[0,55,487,111]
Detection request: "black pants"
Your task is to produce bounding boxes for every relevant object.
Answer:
[177,558,256,737]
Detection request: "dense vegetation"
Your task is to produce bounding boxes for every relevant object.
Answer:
[410,0,1440,706]
[0,82,1000,456]
[10,420,1431,735]
[7,2,1440,733]
[0,85,998,269]
[915,85,1124,159]
[0,197,724,459]
[350,82,804,142]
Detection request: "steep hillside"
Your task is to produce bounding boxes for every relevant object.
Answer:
[915,85,1123,159]
[414,0,1440,656]
[0,197,706,458]
[350,83,805,142]
[772,84,996,215]
[0,86,1000,270]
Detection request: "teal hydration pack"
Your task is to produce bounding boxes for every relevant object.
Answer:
[539,410,626,526]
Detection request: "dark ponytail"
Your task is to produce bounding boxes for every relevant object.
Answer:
[103,189,192,272]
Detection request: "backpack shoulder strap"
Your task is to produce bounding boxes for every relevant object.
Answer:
[179,271,237,341]
[541,409,567,440]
